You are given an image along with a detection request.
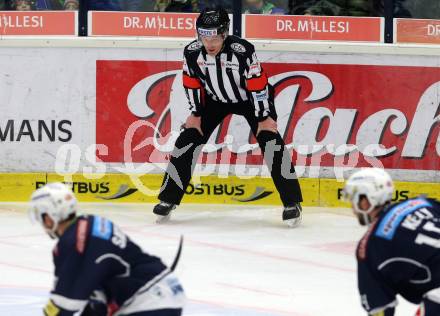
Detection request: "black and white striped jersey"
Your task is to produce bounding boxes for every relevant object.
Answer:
[182,35,271,121]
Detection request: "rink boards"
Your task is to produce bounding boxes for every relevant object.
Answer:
[0,40,439,208]
[1,172,439,207]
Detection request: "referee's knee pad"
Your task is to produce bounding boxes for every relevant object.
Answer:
[175,128,205,148]
[256,130,283,146]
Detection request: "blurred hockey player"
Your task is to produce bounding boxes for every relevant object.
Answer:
[343,168,440,316]
[30,183,185,316]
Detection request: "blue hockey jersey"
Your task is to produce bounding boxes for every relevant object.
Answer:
[357,197,440,315]
[45,215,168,316]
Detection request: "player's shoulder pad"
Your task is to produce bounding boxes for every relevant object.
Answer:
[228,35,254,55]
[375,198,433,241]
[90,215,113,241]
[184,40,203,54]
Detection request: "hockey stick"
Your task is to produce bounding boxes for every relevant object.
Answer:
[170,235,184,272]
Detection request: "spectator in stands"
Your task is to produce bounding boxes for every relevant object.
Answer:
[12,0,35,10]
[8,0,78,10]
[289,0,313,14]
[197,0,232,12]
[154,0,167,11]
[35,0,63,9]
[301,0,376,16]
[154,0,198,12]
[88,0,121,10]
[156,0,199,13]
[393,0,411,17]
[63,0,78,10]
[0,0,4,9]
[244,0,285,14]
[114,0,151,11]
[392,0,439,18]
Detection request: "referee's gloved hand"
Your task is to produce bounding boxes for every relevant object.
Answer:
[257,117,278,137]
[185,114,203,136]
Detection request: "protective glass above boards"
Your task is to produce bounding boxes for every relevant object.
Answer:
[242,0,384,17]
[0,0,79,10]
[0,0,235,12]
[85,0,234,13]
[5,0,439,19]
[241,1,389,43]
[394,0,440,19]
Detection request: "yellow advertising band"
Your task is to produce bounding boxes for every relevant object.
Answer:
[0,173,439,207]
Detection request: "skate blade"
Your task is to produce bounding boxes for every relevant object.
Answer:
[156,214,171,224]
[285,217,301,228]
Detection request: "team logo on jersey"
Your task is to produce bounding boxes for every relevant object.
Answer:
[92,216,113,240]
[221,61,239,70]
[197,60,215,67]
[230,43,246,53]
[187,41,203,51]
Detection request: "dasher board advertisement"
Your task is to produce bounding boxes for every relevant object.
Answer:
[0,45,439,181]
[394,18,440,44]
[88,11,233,37]
[0,11,77,36]
[96,60,440,172]
[242,14,384,42]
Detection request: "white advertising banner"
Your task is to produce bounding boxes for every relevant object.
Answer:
[0,44,439,181]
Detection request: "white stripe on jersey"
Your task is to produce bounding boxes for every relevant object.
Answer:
[195,53,217,101]
[426,287,440,303]
[114,273,185,315]
[196,53,205,76]
[220,55,239,103]
[205,55,228,103]
[189,48,258,106]
[252,89,270,118]
[231,54,248,101]
[95,253,131,278]
[50,294,88,311]
[252,92,260,117]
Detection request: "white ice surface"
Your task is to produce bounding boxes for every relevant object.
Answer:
[0,203,417,316]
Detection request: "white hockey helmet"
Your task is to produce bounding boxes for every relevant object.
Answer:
[342,168,394,225]
[29,182,77,238]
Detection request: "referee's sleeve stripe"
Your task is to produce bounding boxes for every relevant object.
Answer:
[261,98,270,115]
[247,73,268,91]
[183,73,202,89]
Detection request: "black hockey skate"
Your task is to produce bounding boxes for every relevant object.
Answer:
[153,201,176,223]
[282,203,302,228]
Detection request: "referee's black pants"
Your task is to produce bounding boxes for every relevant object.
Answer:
[157,98,303,207]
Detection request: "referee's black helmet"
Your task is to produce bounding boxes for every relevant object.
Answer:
[196,7,230,37]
